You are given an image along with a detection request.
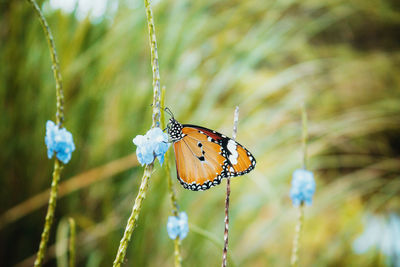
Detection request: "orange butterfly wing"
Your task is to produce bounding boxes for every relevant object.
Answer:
[173,125,256,191]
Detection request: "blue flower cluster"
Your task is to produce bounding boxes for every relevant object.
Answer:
[132,127,170,166]
[353,213,400,267]
[167,212,189,240]
[353,213,400,266]
[290,169,316,206]
[45,120,75,164]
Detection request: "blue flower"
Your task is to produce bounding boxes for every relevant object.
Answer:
[167,212,189,240]
[290,169,316,206]
[45,120,75,164]
[353,213,400,267]
[132,127,170,166]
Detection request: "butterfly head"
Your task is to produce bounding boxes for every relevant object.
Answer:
[167,118,184,142]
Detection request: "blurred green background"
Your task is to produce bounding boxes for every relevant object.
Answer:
[1,0,400,266]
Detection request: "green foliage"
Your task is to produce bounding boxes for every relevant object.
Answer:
[0,0,399,266]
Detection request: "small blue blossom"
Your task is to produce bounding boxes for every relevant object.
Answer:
[132,127,170,166]
[290,169,316,206]
[353,213,400,267]
[45,120,75,164]
[167,212,189,240]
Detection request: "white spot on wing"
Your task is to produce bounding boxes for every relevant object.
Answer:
[227,140,238,165]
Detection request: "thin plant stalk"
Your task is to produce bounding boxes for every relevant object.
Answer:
[27,0,66,266]
[112,0,162,265]
[161,87,182,267]
[290,103,308,267]
[222,106,239,267]
[112,165,153,267]
[26,0,64,126]
[35,159,63,267]
[145,0,162,128]
[68,218,76,267]
[290,204,304,266]
[301,103,308,170]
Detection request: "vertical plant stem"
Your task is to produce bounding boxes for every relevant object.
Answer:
[27,1,66,266]
[301,103,308,170]
[113,165,153,267]
[35,159,63,266]
[291,103,308,267]
[167,148,182,267]
[27,0,64,126]
[161,87,182,267]
[290,204,304,266]
[112,0,162,266]
[68,218,76,267]
[222,106,239,267]
[145,0,161,128]
[173,238,182,267]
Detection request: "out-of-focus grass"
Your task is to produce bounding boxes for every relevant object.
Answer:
[1,0,399,266]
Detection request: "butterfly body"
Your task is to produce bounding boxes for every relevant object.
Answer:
[167,117,256,191]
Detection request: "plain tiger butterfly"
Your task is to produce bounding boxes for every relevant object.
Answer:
[165,109,256,191]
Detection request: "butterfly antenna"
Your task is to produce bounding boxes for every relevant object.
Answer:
[164,107,174,118]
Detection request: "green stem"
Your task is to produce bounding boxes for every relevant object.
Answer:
[34,159,63,267]
[112,0,163,265]
[290,103,308,266]
[145,0,161,128]
[301,103,308,170]
[68,218,76,267]
[161,87,182,267]
[167,147,182,267]
[26,0,64,127]
[27,1,66,265]
[290,203,304,267]
[165,152,179,215]
[113,164,153,267]
[173,237,182,267]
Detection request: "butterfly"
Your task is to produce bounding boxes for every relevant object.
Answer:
[165,109,256,191]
